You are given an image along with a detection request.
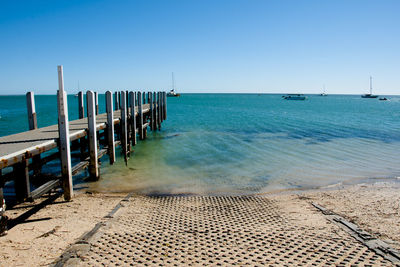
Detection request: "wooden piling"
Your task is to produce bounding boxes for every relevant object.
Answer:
[138,92,144,140]
[14,157,30,201]
[121,91,128,164]
[26,91,41,175]
[129,91,137,146]
[78,91,84,118]
[87,91,99,180]
[149,93,154,131]
[160,92,164,122]
[158,92,162,130]
[106,91,115,164]
[95,92,99,115]
[163,92,167,120]
[78,91,86,159]
[153,92,158,131]
[118,91,122,109]
[26,92,38,130]
[57,65,73,200]
[114,91,119,111]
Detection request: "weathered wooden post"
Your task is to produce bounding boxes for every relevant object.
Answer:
[78,91,84,118]
[78,91,86,159]
[26,92,38,130]
[57,65,73,200]
[118,91,122,109]
[121,91,128,164]
[158,92,162,130]
[138,92,144,140]
[163,91,167,120]
[149,92,154,131]
[106,91,115,164]
[13,157,30,202]
[87,91,99,180]
[153,92,158,131]
[160,91,164,123]
[26,91,41,175]
[147,92,151,104]
[129,91,137,146]
[95,92,99,115]
[114,91,119,111]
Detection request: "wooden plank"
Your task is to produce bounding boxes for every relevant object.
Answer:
[13,157,30,202]
[149,92,154,131]
[29,179,60,200]
[138,92,144,140]
[57,65,73,201]
[106,91,115,164]
[87,91,99,180]
[114,91,119,111]
[129,92,137,146]
[120,91,128,164]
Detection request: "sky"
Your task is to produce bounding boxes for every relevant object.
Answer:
[0,0,399,95]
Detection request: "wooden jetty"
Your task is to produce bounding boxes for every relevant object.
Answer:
[0,65,167,208]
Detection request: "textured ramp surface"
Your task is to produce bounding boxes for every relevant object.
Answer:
[79,196,392,266]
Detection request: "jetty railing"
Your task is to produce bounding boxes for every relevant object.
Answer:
[0,66,167,208]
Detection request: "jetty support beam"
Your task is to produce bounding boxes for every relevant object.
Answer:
[87,90,100,180]
[26,91,41,175]
[114,91,119,111]
[149,92,154,131]
[78,91,86,159]
[163,91,167,120]
[106,91,115,164]
[57,65,73,200]
[14,157,30,202]
[138,92,144,140]
[121,91,128,164]
[129,91,137,146]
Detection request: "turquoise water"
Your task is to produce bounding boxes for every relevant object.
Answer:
[1,94,400,195]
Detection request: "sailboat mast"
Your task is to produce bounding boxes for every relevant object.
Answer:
[172,72,175,91]
[370,76,372,94]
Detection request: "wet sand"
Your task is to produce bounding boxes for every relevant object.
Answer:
[0,181,399,266]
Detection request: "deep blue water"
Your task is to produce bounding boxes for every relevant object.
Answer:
[1,94,400,195]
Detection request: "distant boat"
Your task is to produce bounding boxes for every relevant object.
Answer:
[319,85,327,96]
[361,76,378,98]
[283,94,307,100]
[379,97,388,101]
[167,72,180,97]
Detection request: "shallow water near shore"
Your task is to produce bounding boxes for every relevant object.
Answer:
[1,94,400,195]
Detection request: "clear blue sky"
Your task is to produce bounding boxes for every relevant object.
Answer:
[0,0,399,95]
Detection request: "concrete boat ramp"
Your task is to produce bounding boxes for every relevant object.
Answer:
[54,195,399,266]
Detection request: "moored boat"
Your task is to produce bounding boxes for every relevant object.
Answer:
[167,72,180,97]
[361,76,378,98]
[283,94,307,100]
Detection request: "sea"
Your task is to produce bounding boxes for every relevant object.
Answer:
[1,93,400,195]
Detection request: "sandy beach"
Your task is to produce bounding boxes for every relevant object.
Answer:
[0,181,399,266]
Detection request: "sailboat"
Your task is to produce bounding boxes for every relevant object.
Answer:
[361,76,378,98]
[167,72,180,97]
[319,85,327,96]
